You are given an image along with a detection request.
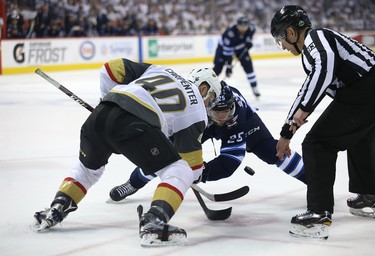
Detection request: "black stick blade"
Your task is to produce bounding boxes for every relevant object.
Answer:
[214,186,250,202]
[192,188,232,221]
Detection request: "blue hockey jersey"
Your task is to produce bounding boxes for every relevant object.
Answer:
[202,86,257,181]
[218,24,256,62]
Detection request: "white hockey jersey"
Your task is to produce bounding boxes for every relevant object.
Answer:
[101,60,207,172]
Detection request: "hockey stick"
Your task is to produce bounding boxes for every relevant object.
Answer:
[34,68,236,221]
[191,184,249,202]
[191,187,232,221]
[235,46,250,66]
[223,47,249,80]
[35,68,95,112]
[204,139,251,202]
[231,46,250,69]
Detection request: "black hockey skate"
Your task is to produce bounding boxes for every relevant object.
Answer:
[32,196,77,232]
[137,205,188,247]
[347,194,375,218]
[108,180,139,202]
[289,210,332,240]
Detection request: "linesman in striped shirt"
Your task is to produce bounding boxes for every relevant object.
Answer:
[271,5,375,239]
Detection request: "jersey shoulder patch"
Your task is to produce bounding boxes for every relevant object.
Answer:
[306,42,316,53]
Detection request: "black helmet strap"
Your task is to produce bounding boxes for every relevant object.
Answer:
[284,26,302,54]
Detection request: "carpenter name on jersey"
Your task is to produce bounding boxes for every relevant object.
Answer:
[165,68,198,105]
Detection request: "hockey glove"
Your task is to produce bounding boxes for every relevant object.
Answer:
[245,42,253,49]
[225,65,233,78]
[193,162,209,184]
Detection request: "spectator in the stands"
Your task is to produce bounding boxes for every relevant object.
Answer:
[0,5,4,39]
[5,0,375,39]
[34,5,52,37]
[45,18,65,37]
[142,17,158,35]
[95,4,108,36]
[6,4,25,38]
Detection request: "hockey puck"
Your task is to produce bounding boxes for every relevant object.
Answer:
[244,166,255,176]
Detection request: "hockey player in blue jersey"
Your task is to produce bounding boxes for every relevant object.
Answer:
[213,16,260,98]
[109,81,306,202]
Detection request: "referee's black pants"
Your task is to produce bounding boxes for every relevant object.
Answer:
[302,71,375,213]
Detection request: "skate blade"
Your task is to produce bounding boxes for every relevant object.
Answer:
[289,224,329,240]
[30,219,42,232]
[105,198,128,204]
[30,219,51,232]
[140,233,188,247]
[349,207,375,218]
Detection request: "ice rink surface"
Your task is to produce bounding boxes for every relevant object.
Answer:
[0,57,373,256]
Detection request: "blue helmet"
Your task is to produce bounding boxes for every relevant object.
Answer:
[211,81,234,111]
[209,81,236,125]
[237,16,249,26]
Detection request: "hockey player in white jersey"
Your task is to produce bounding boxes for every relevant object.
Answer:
[32,58,221,247]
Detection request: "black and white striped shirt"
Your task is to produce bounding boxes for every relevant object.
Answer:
[286,28,375,120]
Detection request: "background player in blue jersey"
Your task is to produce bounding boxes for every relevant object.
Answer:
[109,81,306,202]
[213,16,260,98]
